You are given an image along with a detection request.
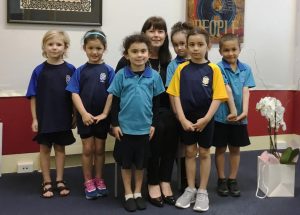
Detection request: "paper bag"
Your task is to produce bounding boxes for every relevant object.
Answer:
[257,156,295,197]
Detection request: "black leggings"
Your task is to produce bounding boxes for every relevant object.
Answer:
[147,110,179,185]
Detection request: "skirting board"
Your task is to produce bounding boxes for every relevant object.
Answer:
[1,134,299,174]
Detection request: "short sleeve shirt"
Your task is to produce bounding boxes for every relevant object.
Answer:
[66,63,115,134]
[165,55,187,87]
[107,66,165,135]
[214,59,256,124]
[167,60,228,116]
[26,61,76,133]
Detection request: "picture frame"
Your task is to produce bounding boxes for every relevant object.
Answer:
[186,0,245,43]
[7,0,102,26]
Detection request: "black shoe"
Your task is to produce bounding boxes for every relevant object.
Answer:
[217,178,229,196]
[163,195,176,205]
[123,198,137,212]
[135,197,147,210]
[148,195,164,207]
[227,179,240,197]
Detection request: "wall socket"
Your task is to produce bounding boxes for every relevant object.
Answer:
[17,161,33,173]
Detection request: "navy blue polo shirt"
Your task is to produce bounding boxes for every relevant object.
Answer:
[66,63,115,134]
[107,66,165,135]
[26,61,76,133]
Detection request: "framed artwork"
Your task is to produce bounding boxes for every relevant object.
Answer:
[7,0,102,26]
[187,0,245,43]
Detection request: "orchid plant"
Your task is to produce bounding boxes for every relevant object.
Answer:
[256,97,286,158]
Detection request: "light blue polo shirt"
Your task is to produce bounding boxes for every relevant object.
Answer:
[107,66,165,135]
[165,55,187,87]
[214,59,256,125]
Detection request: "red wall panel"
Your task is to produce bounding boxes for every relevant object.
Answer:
[0,97,39,155]
[248,90,295,136]
[0,90,298,155]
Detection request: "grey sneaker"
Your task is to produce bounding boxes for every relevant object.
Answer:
[193,190,209,212]
[175,187,196,208]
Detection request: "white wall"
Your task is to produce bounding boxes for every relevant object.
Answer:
[295,0,300,90]
[0,0,297,96]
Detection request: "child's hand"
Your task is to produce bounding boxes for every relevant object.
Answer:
[236,112,247,122]
[31,119,38,132]
[94,113,107,124]
[112,126,123,141]
[193,117,209,132]
[149,126,155,140]
[82,112,95,126]
[181,119,195,132]
[227,113,237,122]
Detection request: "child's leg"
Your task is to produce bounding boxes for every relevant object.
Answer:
[93,137,108,196]
[122,168,138,211]
[175,144,197,209]
[40,144,53,197]
[193,146,210,212]
[53,144,66,181]
[185,144,198,189]
[81,137,95,181]
[215,146,229,196]
[53,144,70,196]
[228,146,240,179]
[198,147,211,190]
[227,146,241,197]
[121,168,133,195]
[215,146,227,179]
[94,138,106,179]
[134,169,147,210]
[134,169,144,194]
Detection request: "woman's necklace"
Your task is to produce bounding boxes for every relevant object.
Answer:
[148,59,161,73]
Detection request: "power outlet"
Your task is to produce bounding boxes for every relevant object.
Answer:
[17,162,33,173]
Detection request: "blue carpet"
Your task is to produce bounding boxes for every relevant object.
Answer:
[0,150,299,215]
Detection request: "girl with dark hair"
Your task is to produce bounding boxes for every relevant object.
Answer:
[115,16,178,207]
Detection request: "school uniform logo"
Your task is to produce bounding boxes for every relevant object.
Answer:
[202,76,210,86]
[66,75,71,84]
[99,72,107,83]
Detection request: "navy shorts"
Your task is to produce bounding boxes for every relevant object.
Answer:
[181,113,214,148]
[212,121,251,147]
[113,134,150,170]
[80,123,108,139]
[34,130,75,148]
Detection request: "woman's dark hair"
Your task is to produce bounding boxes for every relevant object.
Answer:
[123,33,151,55]
[141,16,171,65]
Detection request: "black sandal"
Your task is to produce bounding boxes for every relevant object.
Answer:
[41,182,54,198]
[55,180,70,197]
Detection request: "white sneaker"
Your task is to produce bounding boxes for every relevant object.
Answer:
[193,190,209,212]
[175,187,197,208]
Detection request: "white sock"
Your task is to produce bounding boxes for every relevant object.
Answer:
[198,188,208,194]
[133,193,142,199]
[125,193,134,200]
